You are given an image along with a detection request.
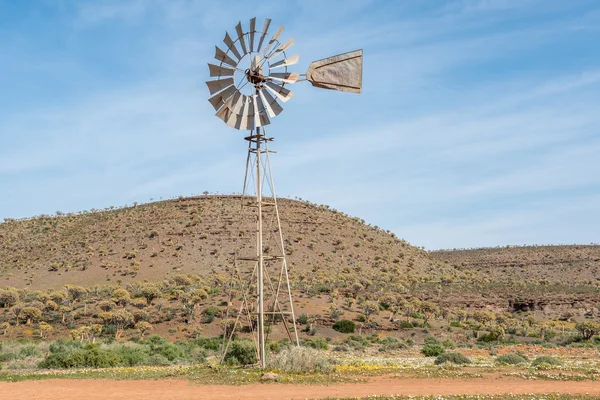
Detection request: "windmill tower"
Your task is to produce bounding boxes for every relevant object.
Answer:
[206,17,362,368]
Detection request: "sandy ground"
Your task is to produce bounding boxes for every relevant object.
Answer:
[2,375,600,399]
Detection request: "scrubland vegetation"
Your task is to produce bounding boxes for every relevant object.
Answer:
[1,196,600,395]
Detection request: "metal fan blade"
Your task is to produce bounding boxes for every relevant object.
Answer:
[224,32,243,61]
[262,25,284,56]
[267,72,300,84]
[267,37,294,59]
[250,95,261,127]
[265,81,293,102]
[256,18,271,53]
[255,93,271,126]
[306,49,363,93]
[235,22,248,55]
[249,17,256,52]
[208,63,235,77]
[268,54,299,70]
[250,55,262,75]
[205,78,234,95]
[259,88,284,118]
[208,85,237,111]
[230,92,246,115]
[214,46,237,68]
[216,105,233,123]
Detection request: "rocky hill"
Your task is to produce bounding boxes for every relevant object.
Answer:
[0,196,447,292]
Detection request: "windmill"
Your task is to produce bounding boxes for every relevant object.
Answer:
[206,17,362,368]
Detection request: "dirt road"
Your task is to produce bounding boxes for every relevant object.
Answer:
[2,375,599,399]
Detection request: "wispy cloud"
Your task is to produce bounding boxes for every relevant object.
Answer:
[0,0,598,249]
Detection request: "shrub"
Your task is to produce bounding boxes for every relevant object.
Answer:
[424,335,439,345]
[303,338,328,350]
[422,344,445,357]
[378,337,408,352]
[332,320,355,334]
[38,344,121,369]
[267,346,332,372]
[398,321,413,329]
[495,353,528,365]
[224,340,257,366]
[141,354,171,366]
[531,356,562,368]
[441,339,456,349]
[435,352,471,365]
[201,306,220,323]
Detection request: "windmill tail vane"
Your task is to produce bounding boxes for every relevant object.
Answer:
[206,17,362,368]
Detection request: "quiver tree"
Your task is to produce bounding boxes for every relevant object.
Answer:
[135,321,153,339]
[361,300,380,322]
[98,300,115,312]
[65,285,87,305]
[11,303,24,326]
[0,288,19,308]
[111,288,131,306]
[39,322,53,338]
[141,284,161,305]
[49,291,66,305]
[21,307,42,325]
[575,321,600,340]
[115,310,135,338]
[419,301,439,326]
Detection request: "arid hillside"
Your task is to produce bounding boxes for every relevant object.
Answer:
[2,196,600,312]
[0,196,448,291]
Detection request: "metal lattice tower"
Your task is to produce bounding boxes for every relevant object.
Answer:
[206,17,363,368]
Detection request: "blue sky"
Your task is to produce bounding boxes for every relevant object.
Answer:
[0,0,599,249]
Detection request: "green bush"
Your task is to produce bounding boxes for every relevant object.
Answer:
[398,321,413,329]
[421,343,445,357]
[38,344,121,369]
[378,337,408,352]
[434,352,471,365]
[424,335,439,345]
[332,320,355,334]
[141,354,171,366]
[531,356,562,368]
[201,306,220,323]
[441,339,456,349]
[495,353,528,365]
[303,338,328,350]
[224,340,257,366]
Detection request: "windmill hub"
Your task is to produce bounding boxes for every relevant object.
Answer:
[246,67,266,87]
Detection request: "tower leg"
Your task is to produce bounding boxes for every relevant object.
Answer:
[220,127,297,368]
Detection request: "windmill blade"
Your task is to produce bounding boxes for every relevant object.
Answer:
[230,92,246,115]
[235,21,248,55]
[262,25,284,56]
[256,18,271,53]
[251,95,261,127]
[255,94,271,126]
[214,46,237,68]
[250,55,262,74]
[259,89,283,118]
[267,37,294,59]
[306,49,363,93]
[267,72,300,84]
[208,84,237,111]
[268,54,299,70]
[224,32,243,61]
[249,17,256,52]
[216,105,233,124]
[265,81,293,103]
[205,77,234,95]
[208,63,235,77]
